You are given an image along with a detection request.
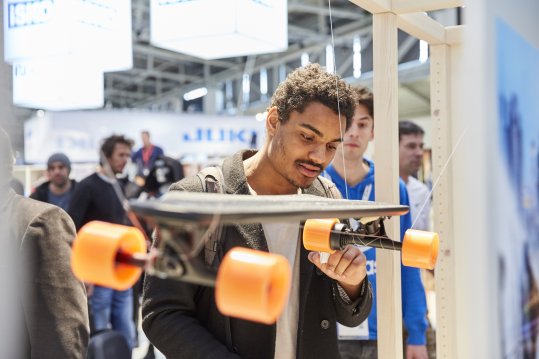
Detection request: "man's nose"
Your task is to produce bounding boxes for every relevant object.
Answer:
[346,126,360,138]
[309,145,326,164]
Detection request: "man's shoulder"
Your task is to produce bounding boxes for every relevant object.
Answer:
[132,147,143,158]
[169,175,205,193]
[74,173,106,192]
[14,195,67,224]
[310,176,342,199]
[78,173,98,184]
[30,181,50,199]
[406,177,429,197]
[408,176,428,188]
[154,146,164,154]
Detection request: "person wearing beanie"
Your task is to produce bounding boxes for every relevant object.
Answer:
[0,128,89,357]
[30,152,77,211]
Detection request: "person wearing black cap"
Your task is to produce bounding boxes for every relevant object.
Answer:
[30,152,77,211]
[0,127,89,357]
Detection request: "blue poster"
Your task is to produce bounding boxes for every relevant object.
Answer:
[497,18,539,359]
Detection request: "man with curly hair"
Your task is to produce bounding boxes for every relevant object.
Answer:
[142,64,373,358]
[68,134,136,351]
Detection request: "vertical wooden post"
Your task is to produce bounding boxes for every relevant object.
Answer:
[430,44,457,359]
[373,12,403,359]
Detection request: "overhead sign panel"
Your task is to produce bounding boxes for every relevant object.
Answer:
[150,0,287,59]
[4,0,132,71]
[13,56,104,111]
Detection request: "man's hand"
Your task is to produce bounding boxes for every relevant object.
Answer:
[308,245,367,300]
[406,345,429,359]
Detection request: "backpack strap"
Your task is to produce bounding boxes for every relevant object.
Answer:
[316,175,342,199]
[196,166,235,353]
[196,166,225,268]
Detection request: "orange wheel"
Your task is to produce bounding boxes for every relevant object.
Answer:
[215,247,291,324]
[402,229,439,270]
[71,221,147,290]
[302,218,339,253]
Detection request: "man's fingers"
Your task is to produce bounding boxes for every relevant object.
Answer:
[325,249,344,272]
[308,252,338,278]
[333,246,357,276]
[308,246,367,285]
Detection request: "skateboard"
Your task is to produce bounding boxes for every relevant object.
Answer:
[72,191,439,324]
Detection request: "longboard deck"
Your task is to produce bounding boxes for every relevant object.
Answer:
[130,192,408,225]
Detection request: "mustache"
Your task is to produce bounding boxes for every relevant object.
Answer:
[295,160,323,172]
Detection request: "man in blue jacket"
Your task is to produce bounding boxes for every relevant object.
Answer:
[323,86,428,359]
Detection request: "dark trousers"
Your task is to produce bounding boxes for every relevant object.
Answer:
[338,340,378,359]
[337,325,437,359]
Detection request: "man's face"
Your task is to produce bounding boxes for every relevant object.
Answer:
[47,161,69,187]
[107,143,132,174]
[399,133,424,175]
[267,102,344,189]
[142,133,150,147]
[336,104,374,161]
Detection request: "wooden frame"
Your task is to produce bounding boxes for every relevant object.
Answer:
[347,1,464,358]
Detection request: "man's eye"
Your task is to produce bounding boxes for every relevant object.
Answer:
[301,134,314,142]
[327,144,337,151]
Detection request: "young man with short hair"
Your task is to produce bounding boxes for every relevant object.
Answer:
[142,64,373,359]
[31,152,77,211]
[324,86,429,359]
[399,121,431,232]
[68,134,136,350]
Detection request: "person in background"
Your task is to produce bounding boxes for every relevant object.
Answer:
[323,86,428,359]
[399,121,431,231]
[67,134,136,351]
[132,131,164,179]
[30,152,77,211]
[0,127,89,358]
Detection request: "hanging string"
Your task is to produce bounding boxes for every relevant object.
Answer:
[410,124,469,230]
[327,0,350,200]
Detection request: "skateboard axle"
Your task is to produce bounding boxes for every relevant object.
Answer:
[329,222,403,251]
[115,251,148,268]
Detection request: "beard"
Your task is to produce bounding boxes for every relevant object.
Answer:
[273,136,323,190]
[52,177,68,188]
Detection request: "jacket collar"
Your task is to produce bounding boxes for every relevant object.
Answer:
[222,150,330,252]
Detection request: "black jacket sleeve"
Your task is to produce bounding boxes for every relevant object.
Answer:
[333,278,373,327]
[142,176,240,359]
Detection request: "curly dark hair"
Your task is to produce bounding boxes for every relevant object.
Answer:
[270,63,357,129]
[100,134,133,159]
[353,86,373,119]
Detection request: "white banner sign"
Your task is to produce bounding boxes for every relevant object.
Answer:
[4,0,132,71]
[13,56,104,110]
[150,0,287,59]
[24,110,266,163]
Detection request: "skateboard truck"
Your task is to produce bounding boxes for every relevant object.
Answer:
[72,220,291,324]
[303,218,439,270]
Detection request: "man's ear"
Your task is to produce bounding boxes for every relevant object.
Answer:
[266,107,280,137]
